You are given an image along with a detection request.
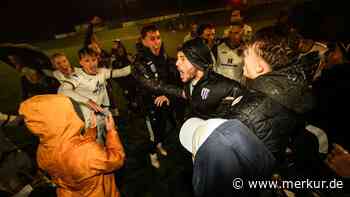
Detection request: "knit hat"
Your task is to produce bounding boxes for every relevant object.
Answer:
[181,38,213,70]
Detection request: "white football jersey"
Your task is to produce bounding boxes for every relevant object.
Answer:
[214,42,244,82]
[66,67,111,106]
[58,68,112,128]
[58,66,131,129]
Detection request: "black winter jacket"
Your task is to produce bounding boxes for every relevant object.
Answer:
[132,42,182,107]
[217,53,318,160]
[184,71,244,119]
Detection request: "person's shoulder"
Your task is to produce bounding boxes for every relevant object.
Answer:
[209,71,240,84]
[134,52,147,63]
[97,67,109,73]
[60,139,102,165]
[135,54,153,68]
[209,71,232,80]
[208,70,226,79]
[217,41,229,50]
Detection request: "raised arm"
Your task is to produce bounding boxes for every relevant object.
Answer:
[132,62,184,98]
[102,66,132,79]
[87,114,125,173]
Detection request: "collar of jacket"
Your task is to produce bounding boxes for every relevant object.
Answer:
[185,69,211,98]
[136,42,166,61]
[195,69,211,87]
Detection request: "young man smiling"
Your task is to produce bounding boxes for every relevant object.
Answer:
[58,48,131,144]
[132,24,181,168]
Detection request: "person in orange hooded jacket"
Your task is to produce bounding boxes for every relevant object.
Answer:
[19,94,125,197]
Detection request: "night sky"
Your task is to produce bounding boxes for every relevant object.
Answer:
[1,0,349,43]
[0,0,116,42]
[0,0,218,42]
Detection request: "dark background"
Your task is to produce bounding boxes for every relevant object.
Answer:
[0,0,350,43]
[0,0,226,42]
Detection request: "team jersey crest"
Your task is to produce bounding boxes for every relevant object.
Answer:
[201,88,210,100]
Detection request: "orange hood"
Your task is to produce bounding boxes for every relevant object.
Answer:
[19,94,84,146]
[19,94,85,170]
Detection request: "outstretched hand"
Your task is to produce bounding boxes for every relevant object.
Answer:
[105,113,116,132]
[154,95,170,107]
[89,111,97,128]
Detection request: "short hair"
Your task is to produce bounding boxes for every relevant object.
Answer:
[247,25,296,70]
[50,52,66,62]
[229,21,244,31]
[140,24,159,39]
[197,23,215,36]
[78,47,98,60]
[231,20,243,26]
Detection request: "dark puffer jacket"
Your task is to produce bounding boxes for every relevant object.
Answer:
[217,53,319,161]
[132,42,182,109]
[184,70,244,119]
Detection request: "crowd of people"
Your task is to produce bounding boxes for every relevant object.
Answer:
[1,7,350,197]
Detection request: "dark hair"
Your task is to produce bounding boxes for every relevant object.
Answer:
[50,52,66,62]
[140,24,159,39]
[78,47,98,60]
[111,41,127,58]
[197,23,215,37]
[247,25,296,70]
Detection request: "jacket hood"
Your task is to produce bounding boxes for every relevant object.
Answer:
[19,94,84,151]
[251,52,320,114]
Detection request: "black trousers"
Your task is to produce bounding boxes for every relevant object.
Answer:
[146,104,177,154]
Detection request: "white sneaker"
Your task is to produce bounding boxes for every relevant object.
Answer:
[149,153,160,168]
[157,143,168,156]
